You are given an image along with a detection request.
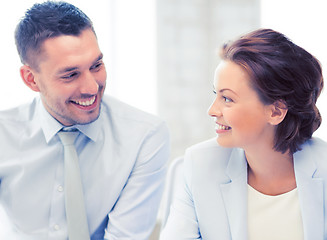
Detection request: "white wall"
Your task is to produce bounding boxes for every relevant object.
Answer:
[261,0,327,141]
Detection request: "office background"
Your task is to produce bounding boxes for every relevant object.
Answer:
[0,1,326,238]
[1,0,326,160]
[1,0,326,161]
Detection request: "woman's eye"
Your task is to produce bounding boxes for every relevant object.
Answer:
[223,96,233,103]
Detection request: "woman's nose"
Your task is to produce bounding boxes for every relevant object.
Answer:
[207,98,222,117]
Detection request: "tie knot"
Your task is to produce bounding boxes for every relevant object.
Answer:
[58,131,79,146]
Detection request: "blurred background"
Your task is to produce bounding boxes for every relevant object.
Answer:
[0,0,326,238]
[1,0,326,160]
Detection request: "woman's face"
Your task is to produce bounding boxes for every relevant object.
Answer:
[208,60,276,150]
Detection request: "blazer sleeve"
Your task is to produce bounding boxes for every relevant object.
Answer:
[160,150,202,240]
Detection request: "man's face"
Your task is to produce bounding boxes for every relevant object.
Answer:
[26,29,107,126]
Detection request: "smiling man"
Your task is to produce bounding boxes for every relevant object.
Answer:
[0,1,169,240]
[21,29,106,126]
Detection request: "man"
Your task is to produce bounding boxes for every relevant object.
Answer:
[0,1,170,239]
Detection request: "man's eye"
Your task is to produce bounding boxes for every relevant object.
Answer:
[62,72,78,79]
[91,62,103,71]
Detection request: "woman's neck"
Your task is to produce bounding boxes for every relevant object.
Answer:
[246,146,296,196]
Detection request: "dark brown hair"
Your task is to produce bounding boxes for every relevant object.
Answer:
[15,1,94,69]
[221,29,324,154]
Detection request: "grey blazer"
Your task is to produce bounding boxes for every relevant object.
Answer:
[161,137,327,240]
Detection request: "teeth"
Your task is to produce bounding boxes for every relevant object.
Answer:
[74,96,96,106]
[217,124,231,130]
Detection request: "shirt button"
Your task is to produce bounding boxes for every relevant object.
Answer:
[54,224,60,231]
[57,185,64,192]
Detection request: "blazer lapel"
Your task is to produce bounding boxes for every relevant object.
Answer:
[294,143,324,240]
[220,148,248,240]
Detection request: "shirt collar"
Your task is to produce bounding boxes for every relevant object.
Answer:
[38,99,101,143]
[74,116,101,142]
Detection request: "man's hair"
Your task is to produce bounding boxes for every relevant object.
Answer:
[221,28,324,154]
[15,1,94,69]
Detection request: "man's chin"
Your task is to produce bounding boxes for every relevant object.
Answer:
[76,108,101,125]
[60,107,101,126]
[77,114,101,125]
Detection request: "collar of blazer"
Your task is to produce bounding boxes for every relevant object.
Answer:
[219,139,324,240]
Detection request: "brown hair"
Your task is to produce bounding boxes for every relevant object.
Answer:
[15,1,94,69]
[220,28,324,154]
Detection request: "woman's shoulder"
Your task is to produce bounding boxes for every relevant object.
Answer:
[310,137,327,148]
[295,137,327,175]
[300,137,326,157]
[185,138,235,163]
[183,138,241,182]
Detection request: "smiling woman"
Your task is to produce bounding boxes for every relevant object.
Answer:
[209,60,278,151]
[161,28,327,240]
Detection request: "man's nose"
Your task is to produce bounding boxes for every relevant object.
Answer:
[79,71,99,95]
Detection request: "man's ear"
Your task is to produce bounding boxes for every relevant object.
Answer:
[20,65,40,92]
[268,100,288,125]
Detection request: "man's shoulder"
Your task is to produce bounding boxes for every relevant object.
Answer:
[0,99,39,148]
[101,95,165,128]
[0,98,38,125]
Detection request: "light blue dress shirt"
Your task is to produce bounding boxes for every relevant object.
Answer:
[0,95,170,240]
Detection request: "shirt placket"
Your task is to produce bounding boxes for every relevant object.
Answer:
[48,144,67,240]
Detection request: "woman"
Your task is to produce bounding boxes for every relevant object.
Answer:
[160,29,326,240]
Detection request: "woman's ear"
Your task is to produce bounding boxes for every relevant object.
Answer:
[20,65,40,92]
[268,100,288,125]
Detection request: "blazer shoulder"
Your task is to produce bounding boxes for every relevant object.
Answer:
[310,137,327,151]
[295,137,327,177]
[185,138,234,165]
[184,138,236,183]
[300,137,327,160]
[309,137,327,173]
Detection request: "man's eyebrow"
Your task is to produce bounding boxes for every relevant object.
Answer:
[94,53,103,63]
[57,53,104,74]
[57,66,78,74]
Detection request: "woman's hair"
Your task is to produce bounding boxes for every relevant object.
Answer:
[220,28,324,154]
[15,1,94,69]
